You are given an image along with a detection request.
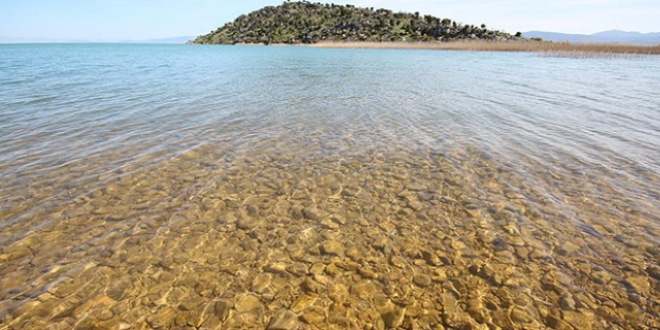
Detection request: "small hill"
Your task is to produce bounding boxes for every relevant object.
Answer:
[192,1,518,44]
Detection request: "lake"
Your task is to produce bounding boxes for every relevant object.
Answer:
[1,43,659,329]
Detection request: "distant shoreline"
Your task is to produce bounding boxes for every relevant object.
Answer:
[309,41,660,55]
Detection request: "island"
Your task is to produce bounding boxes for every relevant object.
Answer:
[191,1,518,45]
[191,1,660,55]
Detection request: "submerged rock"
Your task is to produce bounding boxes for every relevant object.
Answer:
[413,274,432,288]
[268,309,298,330]
[320,240,344,256]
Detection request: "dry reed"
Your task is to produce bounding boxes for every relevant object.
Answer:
[311,41,660,55]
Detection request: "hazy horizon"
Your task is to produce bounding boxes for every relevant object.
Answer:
[1,0,659,42]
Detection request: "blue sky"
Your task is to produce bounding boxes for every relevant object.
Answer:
[1,0,658,41]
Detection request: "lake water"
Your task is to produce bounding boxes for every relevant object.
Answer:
[1,43,659,329]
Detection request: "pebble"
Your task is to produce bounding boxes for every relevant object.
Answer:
[382,307,406,328]
[467,299,488,323]
[302,207,320,220]
[147,307,175,329]
[556,241,580,256]
[236,217,258,230]
[320,219,339,230]
[325,263,341,277]
[390,255,407,268]
[266,262,288,274]
[234,295,262,313]
[559,295,576,311]
[302,308,325,325]
[301,277,323,293]
[511,307,533,323]
[320,240,344,256]
[214,299,233,321]
[350,281,379,299]
[413,274,432,288]
[358,266,379,279]
[309,263,325,275]
[330,214,347,225]
[590,270,611,284]
[648,265,660,280]
[624,276,650,295]
[433,268,448,283]
[286,262,308,276]
[268,309,298,330]
[291,294,318,313]
[562,310,594,330]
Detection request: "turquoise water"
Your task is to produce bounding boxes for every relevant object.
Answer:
[2,45,659,176]
[1,44,660,329]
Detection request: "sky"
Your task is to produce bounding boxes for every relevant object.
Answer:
[1,0,659,41]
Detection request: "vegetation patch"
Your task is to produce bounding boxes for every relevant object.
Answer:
[191,1,519,44]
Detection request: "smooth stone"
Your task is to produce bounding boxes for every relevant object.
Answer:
[106,280,131,300]
[358,266,379,279]
[422,250,442,266]
[286,263,308,276]
[615,235,638,248]
[237,217,258,230]
[291,294,318,313]
[72,295,115,319]
[214,299,233,321]
[557,241,580,256]
[325,263,340,277]
[251,273,272,294]
[328,283,348,301]
[511,307,533,323]
[648,265,660,280]
[302,308,325,325]
[330,215,346,225]
[350,281,379,299]
[234,295,262,313]
[266,262,288,274]
[320,241,344,256]
[590,270,611,284]
[624,276,650,295]
[562,310,594,330]
[309,263,326,275]
[301,277,323,294]
[413,274,432,288]
[390,256,407,268]
[467,299,488,323]
[560,295,576,311]
[378,221,396,233]
[313,274,331,285]
[372,235,389,251]
[147,307,175,329]
[302,207,320,220]
[529,249,552,260]
[382,307,406,328]
[546,314,573,329]
[268,309,299,330]
[433,268,448,283]
[320,219,339,230]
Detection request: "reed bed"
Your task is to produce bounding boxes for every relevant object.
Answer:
[312,41,660,55]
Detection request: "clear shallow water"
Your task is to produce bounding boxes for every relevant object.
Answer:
[0,44,659,329]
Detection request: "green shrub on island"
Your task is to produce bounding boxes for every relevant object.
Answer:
[192,1,519,45]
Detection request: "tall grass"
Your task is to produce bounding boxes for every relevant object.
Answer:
[312,41,660,55]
